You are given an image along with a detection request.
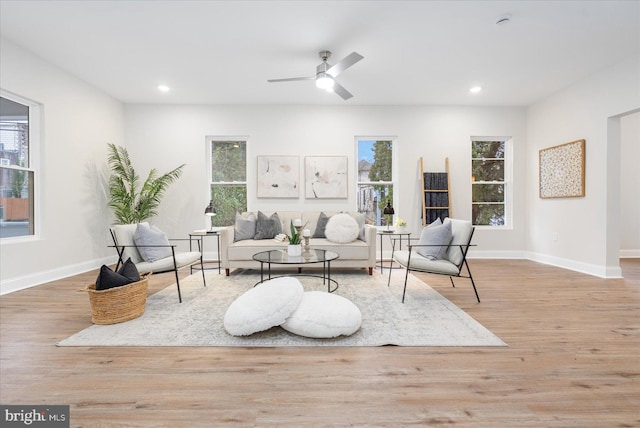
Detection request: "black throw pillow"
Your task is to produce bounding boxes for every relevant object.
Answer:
[95,265,134,291]
[117,257,140,282]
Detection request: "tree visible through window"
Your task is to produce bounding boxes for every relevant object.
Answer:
[472,139,507,226]
[0,95,36,238]
[357,139,394,226]
[209,139,247,226]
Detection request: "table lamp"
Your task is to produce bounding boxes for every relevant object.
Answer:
[204,200,216,231]
[383,201,395,232]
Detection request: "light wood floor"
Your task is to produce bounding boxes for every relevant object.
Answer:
[1,259,638,427]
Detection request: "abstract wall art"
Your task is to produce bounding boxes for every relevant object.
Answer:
[305,156,348,199]
[539,139,585,199]
[256,156,299,198]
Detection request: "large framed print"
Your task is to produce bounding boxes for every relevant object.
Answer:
[256,156,299,198]
[539,139,585,199]
[305,156,348,199]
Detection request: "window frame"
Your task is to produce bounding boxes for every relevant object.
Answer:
[0,90,40,242]
[206,136,248,227]
[471,136,512,229]
[355,137,398,227]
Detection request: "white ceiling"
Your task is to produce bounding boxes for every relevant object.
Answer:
[1,0,638,106]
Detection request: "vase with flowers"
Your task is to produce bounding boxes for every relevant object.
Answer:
[395,217,407,233]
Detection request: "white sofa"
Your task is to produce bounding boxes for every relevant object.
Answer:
[220,211,376,275]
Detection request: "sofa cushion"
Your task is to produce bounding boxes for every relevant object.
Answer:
[416,220,452,260]
[325,213,359,244]
[234,213,257,241]
[312,212,331,238]
[133,223,172,262]
[281,291,362,338]
[223,277,304,336]
[254,211,282,240]
[349,212,367,241]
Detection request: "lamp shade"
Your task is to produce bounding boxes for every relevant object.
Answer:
[383,201,395,216]
[204,200,216,216]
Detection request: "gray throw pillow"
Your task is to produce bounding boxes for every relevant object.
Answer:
[416,221,452,260]
[133,223,172,262]
[234,213,256,242]
[312,212,331,238]
[254,211,282,240]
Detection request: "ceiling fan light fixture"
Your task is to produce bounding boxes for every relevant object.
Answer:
[315,73,335,90]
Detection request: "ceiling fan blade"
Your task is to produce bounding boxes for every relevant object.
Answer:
[326,52,364,77]
[332,82,353,100]
[267,76,315,83]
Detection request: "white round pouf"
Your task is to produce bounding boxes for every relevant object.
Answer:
[324,213,359,244]
[224,277,303,336]
[281,291,362,338]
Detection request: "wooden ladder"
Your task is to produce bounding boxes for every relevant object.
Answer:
[420,157,452,226]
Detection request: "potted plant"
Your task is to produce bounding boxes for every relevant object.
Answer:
[395,217,407,233]
[107,143,185,224]
[286,220,303,256]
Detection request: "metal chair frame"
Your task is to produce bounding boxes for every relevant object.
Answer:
[387,227,480,303]
[110,229,206,303]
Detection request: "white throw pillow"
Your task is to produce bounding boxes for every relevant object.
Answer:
[324,213,359,244]
[281,291,362,338]
[224,277,303,336]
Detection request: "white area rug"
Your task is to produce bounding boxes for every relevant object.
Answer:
[59,270,506,347]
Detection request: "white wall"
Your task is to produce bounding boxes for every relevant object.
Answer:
[0,38,125,294]
[526,56,640,277]
[620,111,640,257]
[124,104,528,259]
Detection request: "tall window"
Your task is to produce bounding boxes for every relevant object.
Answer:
[209,138,247,226]
[471,138,510,227]
[0,94,38,239]
[356,139,395,226]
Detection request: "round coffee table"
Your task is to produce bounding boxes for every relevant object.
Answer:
[252,249,339,292]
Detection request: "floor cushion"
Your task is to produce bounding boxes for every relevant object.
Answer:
[224,277,303,336]
[281,291,362,338]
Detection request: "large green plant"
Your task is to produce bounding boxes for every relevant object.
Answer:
[107,143,185,224]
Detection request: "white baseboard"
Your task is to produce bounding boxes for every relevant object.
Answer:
[0,256,117,295]
[620,249,640,258]
[527,252,622,278]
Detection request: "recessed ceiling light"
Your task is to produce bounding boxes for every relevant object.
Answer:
[470,86,482,94]
[157,85,170,92]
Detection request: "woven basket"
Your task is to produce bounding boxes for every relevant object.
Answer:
[86,272,151,325]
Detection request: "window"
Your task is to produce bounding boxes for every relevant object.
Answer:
[356,138,395,226]
[208,138,247,226]
[0,94,38,239]
[471,138,510,227]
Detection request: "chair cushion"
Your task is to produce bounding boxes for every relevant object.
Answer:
[393,250,461,276]
[135,251,201,273]
[416,220,452,260]
[224,277,304,336]
[281,291,362,338]
[444,218,474,265]
[254,211,282,240]
[133,223,172,262]
[111,223,147,264]
[312,212,331,238]
[325,213,359,244]
[234,213,256,241]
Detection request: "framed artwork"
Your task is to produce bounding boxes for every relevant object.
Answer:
[256,156,299,198]
[539,139,585,199]
[305,156,348,199]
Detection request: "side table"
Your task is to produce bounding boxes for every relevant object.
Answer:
[189,228,222,274]
[376,229,411,273]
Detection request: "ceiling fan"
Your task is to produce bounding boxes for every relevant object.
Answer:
[268,50,364,100]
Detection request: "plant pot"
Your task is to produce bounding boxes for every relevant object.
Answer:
[287,244,302,256]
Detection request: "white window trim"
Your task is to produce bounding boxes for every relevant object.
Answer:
[0,90,41,243]
[470,136,513,229]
